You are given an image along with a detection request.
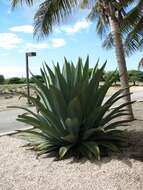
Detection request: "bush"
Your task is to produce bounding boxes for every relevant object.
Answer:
[14,57,133,160]
[30,75,44,83]
[8,77,22,84]
[0,75,5,84]
[20,78,26,84]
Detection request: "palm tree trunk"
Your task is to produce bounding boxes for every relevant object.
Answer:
[109,16,134,120]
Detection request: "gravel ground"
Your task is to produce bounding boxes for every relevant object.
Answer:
[0,102,143,190]
[0,134,143,190]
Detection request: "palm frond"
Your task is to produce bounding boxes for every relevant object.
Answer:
[87,1,109,38]
[11,0,34,8]
[102,32,114,49]
[34,0,77,38]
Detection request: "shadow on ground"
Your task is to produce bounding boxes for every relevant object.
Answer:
[125,130,143,162]
[68,129,143,165]
[12,126,143,166]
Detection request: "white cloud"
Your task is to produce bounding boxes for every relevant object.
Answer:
[56,19,91,35]
[20,42,49,52]
[19,38,66,52]
[25,43,49,49]
[0,33,23,49]
[51,38,66,48]
[9,25,34,33]
[7,10,11,15]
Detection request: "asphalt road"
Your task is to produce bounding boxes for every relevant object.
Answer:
[0,109,30,134]
[0,91,143,134]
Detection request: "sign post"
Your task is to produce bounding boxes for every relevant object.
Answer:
[25,52,36,105]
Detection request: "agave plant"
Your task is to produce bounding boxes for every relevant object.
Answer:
[13,57,133,160]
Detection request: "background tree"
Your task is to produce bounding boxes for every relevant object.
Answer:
[0,75,5,84]
[104,71,120,86]
[12,0,143,119]
[128,70,143,86]
[8,77,22,84]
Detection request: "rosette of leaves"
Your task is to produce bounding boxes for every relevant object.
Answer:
[13,57,134,160]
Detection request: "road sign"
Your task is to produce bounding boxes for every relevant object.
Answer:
[26,52,36,57]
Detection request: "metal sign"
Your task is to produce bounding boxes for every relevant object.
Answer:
[27,52,36,56]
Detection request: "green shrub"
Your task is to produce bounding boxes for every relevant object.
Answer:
[20,78,26,84]
[8,77,22,84]
[0,75,5,84]
[13,57,133,160]
[30,75,44,83]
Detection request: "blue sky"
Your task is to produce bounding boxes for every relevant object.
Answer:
[0,1,142,78]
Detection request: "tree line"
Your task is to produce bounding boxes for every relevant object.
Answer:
[1,70,143,86]
[0,75,43,85]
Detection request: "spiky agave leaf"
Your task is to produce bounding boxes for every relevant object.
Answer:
[13,57,133,160]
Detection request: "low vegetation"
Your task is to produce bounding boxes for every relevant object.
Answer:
[7,77,25,84]
[1,71,143,86]
[11,57,134,160]
[0,75,43,95]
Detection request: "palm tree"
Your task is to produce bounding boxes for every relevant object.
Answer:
[12,0,141,120]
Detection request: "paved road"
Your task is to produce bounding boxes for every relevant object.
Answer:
[0,109,31,134]
[0,91,143,134]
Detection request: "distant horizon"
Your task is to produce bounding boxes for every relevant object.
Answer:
[0,1,142,78]
[1,65,142,79]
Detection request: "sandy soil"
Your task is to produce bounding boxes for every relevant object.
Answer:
[0,133,143,190]
[0,102,143,189]
[107,86,143,96]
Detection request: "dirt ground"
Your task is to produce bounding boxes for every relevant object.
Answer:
[107,86,143,96]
